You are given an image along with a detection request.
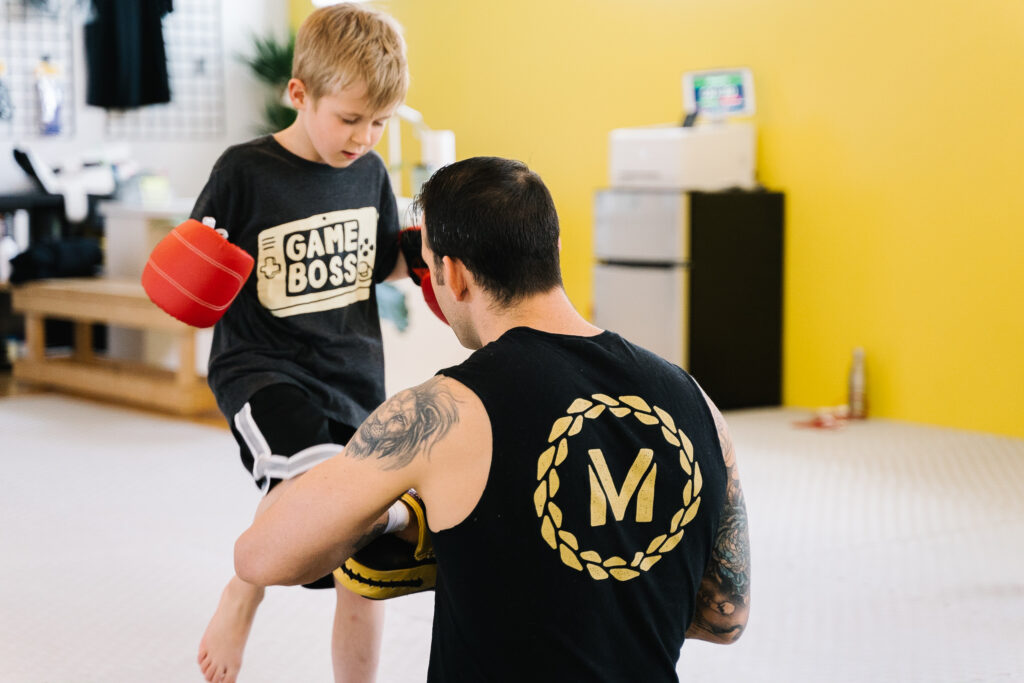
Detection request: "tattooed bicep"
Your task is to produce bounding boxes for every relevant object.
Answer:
[697,385,736,470]
[346,377,461,471]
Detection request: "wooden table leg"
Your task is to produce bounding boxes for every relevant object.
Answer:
[23,314,45,362]
[74,322,94,362]
[176,329,196,388]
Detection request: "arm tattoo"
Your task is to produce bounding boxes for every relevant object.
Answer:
[346,377,460,471]
[351,520,389,554]
[713,402,737,471]
[691,399,751,642]
[692,481,750,640]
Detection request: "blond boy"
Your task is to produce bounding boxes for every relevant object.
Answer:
[193,5,414,682]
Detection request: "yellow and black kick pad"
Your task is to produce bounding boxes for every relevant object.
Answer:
[334,491,436,600]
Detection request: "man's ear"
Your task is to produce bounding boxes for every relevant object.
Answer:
[286,78,309,110]
[441,256,470,302]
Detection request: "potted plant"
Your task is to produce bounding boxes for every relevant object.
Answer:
[241,32,297,134]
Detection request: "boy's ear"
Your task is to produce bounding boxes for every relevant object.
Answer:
[286,78,309,110]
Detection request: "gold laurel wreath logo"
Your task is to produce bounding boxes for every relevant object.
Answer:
[534,394,702,582]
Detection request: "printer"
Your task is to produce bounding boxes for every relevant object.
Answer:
[608,67,757,191]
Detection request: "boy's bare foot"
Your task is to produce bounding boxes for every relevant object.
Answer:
[197,576,265,683]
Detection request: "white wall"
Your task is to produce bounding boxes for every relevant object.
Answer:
[0,0,288,200]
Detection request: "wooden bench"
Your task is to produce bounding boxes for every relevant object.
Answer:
[11,277,217,415]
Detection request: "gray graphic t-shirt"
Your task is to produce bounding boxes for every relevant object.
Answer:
[191,136,401,427]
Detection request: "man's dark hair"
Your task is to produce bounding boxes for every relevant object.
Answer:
[414,156,562,306]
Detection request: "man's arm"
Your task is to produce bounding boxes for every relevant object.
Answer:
[233,376,461,586]
[686,394,751,644]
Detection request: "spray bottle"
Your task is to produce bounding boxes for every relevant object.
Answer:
[848,347,867,419]
[35,55,63,135]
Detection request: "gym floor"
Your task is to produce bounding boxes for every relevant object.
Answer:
[2,375,1022,682]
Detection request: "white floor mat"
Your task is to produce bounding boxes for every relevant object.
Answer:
[1,396,1022,682]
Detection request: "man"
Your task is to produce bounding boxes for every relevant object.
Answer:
[235,156,750,681]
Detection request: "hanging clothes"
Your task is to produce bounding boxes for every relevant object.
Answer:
[84,0,174,109]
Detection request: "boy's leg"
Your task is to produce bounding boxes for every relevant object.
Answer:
[198,384,353,683]
[198,578,262,683]
[198,476,297,683]
[332,582,386,683]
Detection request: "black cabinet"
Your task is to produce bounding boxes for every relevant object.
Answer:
[687,191,784,410]
[593,188,784,410]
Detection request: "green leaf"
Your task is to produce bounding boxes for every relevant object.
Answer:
[241,31,295,87]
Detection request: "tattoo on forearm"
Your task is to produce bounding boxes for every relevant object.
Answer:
[352,520,389,554]
[346,378,460,470]
[692,482,750,640]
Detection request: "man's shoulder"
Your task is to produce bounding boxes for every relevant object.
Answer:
[434,373,482,401]
[421,374,490,455]
[436,339,505,378]
[369,374,486,459]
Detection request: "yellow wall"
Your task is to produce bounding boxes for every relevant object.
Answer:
[290,1,1024,438]
[289,0,314,33]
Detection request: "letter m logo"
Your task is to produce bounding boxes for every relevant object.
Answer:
[588,448,656,527]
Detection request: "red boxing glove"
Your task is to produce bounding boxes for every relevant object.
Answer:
[416,266,447,324]
[399,226,448,325]
[142,219,254,328]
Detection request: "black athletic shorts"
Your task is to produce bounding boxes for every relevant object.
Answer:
[229,383,358,590]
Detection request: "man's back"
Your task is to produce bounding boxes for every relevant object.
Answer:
[232,156,749,681]
[429,327,727,682]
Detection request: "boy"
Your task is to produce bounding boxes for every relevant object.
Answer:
[192,5,414,682]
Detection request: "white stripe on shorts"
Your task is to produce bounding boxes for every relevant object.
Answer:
[257,443,344,482]
[233,401,344,489]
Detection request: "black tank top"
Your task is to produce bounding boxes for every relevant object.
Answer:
[431,327,727,682]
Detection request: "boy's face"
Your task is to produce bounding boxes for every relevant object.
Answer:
[298,81,396,168]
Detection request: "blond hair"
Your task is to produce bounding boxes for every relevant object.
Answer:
[293,3,408,112]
